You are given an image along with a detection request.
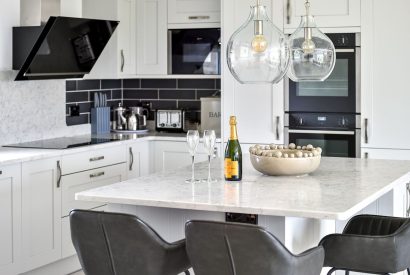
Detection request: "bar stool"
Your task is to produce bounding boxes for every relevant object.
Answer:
[185,220,324,275]
[319,214,410,275]
[70,210,191,275]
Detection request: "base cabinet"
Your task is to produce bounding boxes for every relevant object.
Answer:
[0,164,21,275]
[21,158,62,273]
[127,142,151,179]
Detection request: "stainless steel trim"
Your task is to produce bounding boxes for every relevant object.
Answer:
[355,129,361,157]
[284,77,289,112]
[284,113,289,127]
[288,129,355,135]
[355,114,361,129]
[57,160,62,188]
[335,49,355,53]
[129,147,134,171]
[275,116,280,140]
[168,30,172,74]
[89,156,105,162]
[356,46,361,113]
[356,32,361,47]
[284,127,289,145]
[90,171,105,178]
[120,49,125,72]
[188,16,211,20]
[364,118,369,144]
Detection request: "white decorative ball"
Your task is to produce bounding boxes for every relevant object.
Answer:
[274,151,283,158]
[290,154,295,158]
[296,151,303,158]
[297,146,302,150]
[283,153,289,158]
[307,144,314,150]
[289,143,296,149]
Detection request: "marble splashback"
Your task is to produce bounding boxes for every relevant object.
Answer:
[0,71,90,146]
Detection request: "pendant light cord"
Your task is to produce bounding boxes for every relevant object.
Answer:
[305,0,311,16]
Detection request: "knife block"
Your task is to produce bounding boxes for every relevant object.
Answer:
[91,107,110,134]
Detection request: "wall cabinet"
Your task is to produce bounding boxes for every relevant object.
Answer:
[168,0,221,26]
[282,0,361,30]
[20,158,61,273]
[222,0,284,144]
[136,0,168,75]
[0,164,21,275]
[127,142,151,179]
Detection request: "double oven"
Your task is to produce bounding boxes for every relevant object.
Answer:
[285,33,361,158]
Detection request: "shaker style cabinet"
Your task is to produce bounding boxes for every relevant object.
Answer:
[361,0,410,150]
[0,164,21,275]
[222,0,285,145]
[20,158,62,273]
[168,0,221,25]
[282,0,361,30]
[127,142,151,179]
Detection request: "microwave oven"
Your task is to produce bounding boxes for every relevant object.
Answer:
[168,28,221,75]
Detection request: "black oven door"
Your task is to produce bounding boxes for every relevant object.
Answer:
[170,28,220,75]
[287,130,359,158]
[288,50,356,113]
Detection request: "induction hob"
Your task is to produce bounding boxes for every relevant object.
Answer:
[3,136,119,150]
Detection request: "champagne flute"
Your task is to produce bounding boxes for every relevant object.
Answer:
[202,130,217,183]
[186,130,200,183]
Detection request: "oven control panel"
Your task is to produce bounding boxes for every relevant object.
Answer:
[287,113,359,130]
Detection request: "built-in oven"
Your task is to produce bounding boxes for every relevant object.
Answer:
[285,113,361,158]
[285,33,361,113]
[168,28,221,75]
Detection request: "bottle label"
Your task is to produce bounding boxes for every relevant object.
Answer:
[224,159,239,178]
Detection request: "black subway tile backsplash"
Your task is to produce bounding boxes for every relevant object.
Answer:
[66,78,221,126]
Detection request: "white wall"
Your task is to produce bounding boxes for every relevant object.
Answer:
[0,1,89,146]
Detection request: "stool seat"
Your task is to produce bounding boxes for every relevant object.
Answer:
[319,215,410,275]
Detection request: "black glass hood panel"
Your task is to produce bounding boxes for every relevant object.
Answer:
[13,16,119,81]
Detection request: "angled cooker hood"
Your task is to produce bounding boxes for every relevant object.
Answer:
[13,16,118,81]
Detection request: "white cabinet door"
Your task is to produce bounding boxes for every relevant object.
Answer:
[136,0,168,75]
[21,158,61,273]
[153,141,221,172]
[127,142,151,179]
[283,0,361,29]
[168,0,221,25]
[0,164,21,275]
[222,0,284,144]
[118,0,137,75]
[361,0,410,150]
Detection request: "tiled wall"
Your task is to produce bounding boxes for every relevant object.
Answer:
[66,78,221,126]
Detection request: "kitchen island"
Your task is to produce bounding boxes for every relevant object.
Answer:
[76,156,410,275]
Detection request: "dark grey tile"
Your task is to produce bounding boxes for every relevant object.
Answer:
[66,80,77,91]
[178,79,215,89]
[197,90,219,99]
[91,90,111,101]
[107,100,122,108]
[123,99,141,107]
[215,79,221,89]
[123,89,158,99]
[66,103,92,114]
[185,110,200,122]
[123,79,141,89]
[150,100,178,110]
[66,92,89,103]
[77,80,100,90]
[102,79,122,89]
[159,89,195,100]
[141,79,177,89]
[66,114,89,126]
[178,100,200,110]
[111,89,122,100]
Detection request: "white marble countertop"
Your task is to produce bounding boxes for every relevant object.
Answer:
[76,156,410,220]
[0,132,218,166]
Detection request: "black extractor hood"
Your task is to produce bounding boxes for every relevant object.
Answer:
[13,16,119,81]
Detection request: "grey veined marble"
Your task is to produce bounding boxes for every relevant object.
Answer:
[76,156,410,220]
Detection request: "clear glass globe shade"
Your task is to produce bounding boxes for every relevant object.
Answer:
[287,15,336,82]
[227,5,289,84]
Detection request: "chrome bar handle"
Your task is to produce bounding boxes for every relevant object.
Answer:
[275,116,280,140]
[286,0,292,24]
[188,15,210,20]
[364,152,369,159]
[120,49,125,72]
[364,118,369,144]
[129,147,134,171]
[90,172,105,178]
[0,170,2,175]
[57,160,62,188]
[90,156,105,162]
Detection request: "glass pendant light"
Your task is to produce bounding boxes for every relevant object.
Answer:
[227,0,289,84]
[287,0,336,82]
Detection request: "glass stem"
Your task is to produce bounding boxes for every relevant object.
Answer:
[208,155,211,181]
[191,155,195,181]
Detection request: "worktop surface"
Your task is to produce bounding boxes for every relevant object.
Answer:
[76,156,410,220]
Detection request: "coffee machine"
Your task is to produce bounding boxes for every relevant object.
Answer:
[113,103,147,131]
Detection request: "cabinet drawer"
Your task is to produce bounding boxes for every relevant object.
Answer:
[61,146,126,175]
[168,0,220,24]
[62,205,106,259]
[61,163,127,217]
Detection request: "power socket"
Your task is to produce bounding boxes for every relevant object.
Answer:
[70,105,80,116]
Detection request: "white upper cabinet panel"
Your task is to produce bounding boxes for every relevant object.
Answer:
[118,0,137,75]
[168,0,221,25]
[284,0,361,29]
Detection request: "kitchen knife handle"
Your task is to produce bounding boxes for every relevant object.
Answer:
[275,116,280,140]
[120,49,125,72]
[364,118,369,144]
[129,147,134,171]
[57,160,62,188]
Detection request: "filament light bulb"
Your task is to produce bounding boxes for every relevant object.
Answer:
[302,38,316,54]
[252,34,268,53]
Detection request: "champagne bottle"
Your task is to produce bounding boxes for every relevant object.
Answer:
[224,116,242,181]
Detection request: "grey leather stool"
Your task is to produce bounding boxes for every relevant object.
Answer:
[70,210,191,275]
[185,220,324,275]
[319,214,410,275]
